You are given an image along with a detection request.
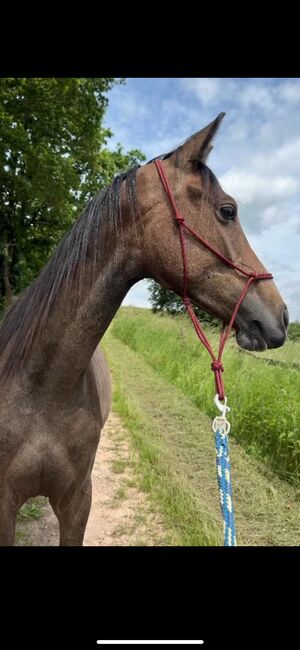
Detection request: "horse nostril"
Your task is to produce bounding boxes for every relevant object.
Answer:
[282,306,289,329]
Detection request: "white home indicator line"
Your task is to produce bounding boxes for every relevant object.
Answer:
[97,642,204,645]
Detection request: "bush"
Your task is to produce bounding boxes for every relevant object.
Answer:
[288,322,300,341]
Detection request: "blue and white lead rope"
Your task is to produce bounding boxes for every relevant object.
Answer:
[213,394,237,546]
[215,429,237,546]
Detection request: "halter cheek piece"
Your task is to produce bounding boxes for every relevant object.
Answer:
[154,159,273,401]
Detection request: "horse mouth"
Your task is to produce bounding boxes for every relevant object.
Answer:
[190,297,269,351]
[235,322,268,352]
[234,318,287,352]
[189,295,287,352]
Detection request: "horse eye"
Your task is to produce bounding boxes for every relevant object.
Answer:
[220,204,236,220]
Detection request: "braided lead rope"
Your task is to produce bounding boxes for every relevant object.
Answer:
[213,395,236,546]
[215,429,237,546]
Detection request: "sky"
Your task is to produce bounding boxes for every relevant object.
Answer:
[104,78,300,322]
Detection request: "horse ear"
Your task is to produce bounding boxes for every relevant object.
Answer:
[201,144,214,163]
[178,112,225,167]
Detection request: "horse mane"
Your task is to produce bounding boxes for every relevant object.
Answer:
[0,145,219,384]
[0,166,140,382]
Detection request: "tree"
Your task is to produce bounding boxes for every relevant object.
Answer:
[148,280,219,325]
[288,321,300,341]
[0,77,145,307]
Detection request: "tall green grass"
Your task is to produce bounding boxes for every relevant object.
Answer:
[111,307,300,483]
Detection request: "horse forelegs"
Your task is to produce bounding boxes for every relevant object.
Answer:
[51,478,92,547]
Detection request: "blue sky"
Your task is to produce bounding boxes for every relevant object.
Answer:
[104,78,300,321]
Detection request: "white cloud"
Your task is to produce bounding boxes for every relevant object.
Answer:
[220,169,299,206]
[277,80,300,104]
[239,83,276,111]
[183,77,300,113]
[252,138,300,175]
[122,280,151,308]
[260,205,282,226]
[182,78,225,105]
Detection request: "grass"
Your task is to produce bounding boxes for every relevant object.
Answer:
[101,328,300,546]
[109,307,300,484]
[240,339,300,366]
[18,498,44,521]
[111,459,127,474]
[109,487,128,507]
[16,497,45,545]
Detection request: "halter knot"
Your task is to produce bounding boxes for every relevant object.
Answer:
[175,214,185,225]
[211,361,224,373]
[183,297,191,307]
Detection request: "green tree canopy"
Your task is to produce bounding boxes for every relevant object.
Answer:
[148,280,219,325]
[0,77,145,306]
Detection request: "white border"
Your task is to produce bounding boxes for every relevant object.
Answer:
[96,642,204,645]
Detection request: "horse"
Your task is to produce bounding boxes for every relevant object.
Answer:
[0,113,289,546]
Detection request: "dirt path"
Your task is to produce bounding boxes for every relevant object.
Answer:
[16,412,167,546]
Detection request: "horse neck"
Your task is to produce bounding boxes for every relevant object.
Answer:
[27,216,142,394]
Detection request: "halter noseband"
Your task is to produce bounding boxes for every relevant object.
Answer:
[154,159,273,401]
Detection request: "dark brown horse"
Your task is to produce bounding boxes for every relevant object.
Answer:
[0,113,288,545]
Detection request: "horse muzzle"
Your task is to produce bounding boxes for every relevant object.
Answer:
[235,303,289,351]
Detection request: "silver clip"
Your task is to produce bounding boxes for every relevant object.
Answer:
[212,394,231,434]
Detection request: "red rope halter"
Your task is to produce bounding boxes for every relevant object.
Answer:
[154,159,273,401]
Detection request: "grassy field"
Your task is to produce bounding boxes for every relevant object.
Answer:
[108,307,300,484]
[102,322,300,545]
[241,339,300,366]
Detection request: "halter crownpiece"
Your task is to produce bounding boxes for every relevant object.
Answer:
[154,159,273,401]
